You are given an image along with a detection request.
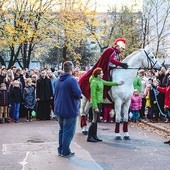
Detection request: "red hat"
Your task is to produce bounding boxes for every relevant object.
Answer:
[113,38,127,49]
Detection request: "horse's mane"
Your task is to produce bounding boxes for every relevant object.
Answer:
[123,50,142,63]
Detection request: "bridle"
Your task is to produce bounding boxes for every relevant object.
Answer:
[116,49,158,70]
[143,49,158,70]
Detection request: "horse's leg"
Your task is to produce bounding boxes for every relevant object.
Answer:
[83,101,92,134]
[114,99,122,140]
[79,97,87,134]
[122,100,131,140]
[80,98,91,135]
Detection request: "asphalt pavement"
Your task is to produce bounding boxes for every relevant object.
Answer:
[0,118,170,170]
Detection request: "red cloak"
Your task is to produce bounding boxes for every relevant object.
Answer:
[79,47,121,100]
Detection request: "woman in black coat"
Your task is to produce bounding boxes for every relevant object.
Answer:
[36,70,53,120]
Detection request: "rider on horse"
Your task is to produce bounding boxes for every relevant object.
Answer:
[79,38,128,133]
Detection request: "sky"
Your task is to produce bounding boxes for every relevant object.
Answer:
[4,0,143,12]
[95,0,143,12]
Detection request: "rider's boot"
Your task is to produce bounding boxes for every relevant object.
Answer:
[87,123,97,142]
[92,122,102,142]
[109,70,113,81]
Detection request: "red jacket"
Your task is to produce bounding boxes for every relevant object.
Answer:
[157,86,170,108]
[79,47,121,100]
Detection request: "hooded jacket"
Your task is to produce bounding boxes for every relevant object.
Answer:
[54,73,82,118]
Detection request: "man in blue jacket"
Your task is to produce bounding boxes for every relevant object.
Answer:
[54,61,82,158]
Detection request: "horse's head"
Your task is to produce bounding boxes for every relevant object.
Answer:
[142,46,162,70]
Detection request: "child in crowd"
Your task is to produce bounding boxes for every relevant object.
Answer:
[23,78,36,122]
[149,79,160,123]
[0,83,10,123]
[9,80,22,123]
[4,69,14,89]
[130,89,142,122]
[144,84,152,120]
[31,74,38,87]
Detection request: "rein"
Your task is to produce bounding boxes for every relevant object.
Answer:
[143,49,158,70]
[153,88,166,117]
[115,49,158,70]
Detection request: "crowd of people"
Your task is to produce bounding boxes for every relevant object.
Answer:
[131,67,170,123]
[0,66,57,123]
[0,64,87,124]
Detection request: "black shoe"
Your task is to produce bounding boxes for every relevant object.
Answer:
[164,140,170,144]
[0,118,4,124]
[60,152,75,158]
[93,136,102,142]
[5,118,10,123]
[87,136,98,142]
[15,120,19,123]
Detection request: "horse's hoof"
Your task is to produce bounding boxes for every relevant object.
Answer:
[82,131,88,135]
[114,136,122,140]
[123,136,131,140]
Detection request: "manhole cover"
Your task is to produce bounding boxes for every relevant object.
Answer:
[101,128,109,130]
[27,139,44,143]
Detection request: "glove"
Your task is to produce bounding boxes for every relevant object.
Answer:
[119,62,128,69]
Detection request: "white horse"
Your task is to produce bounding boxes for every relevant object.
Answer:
[80,46,162,140]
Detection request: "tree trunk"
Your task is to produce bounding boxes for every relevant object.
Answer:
[63,45,67,62]
[16,58,23,68]
[8,48,15,68]
[0,56,6,66]
[8,45,22,69]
